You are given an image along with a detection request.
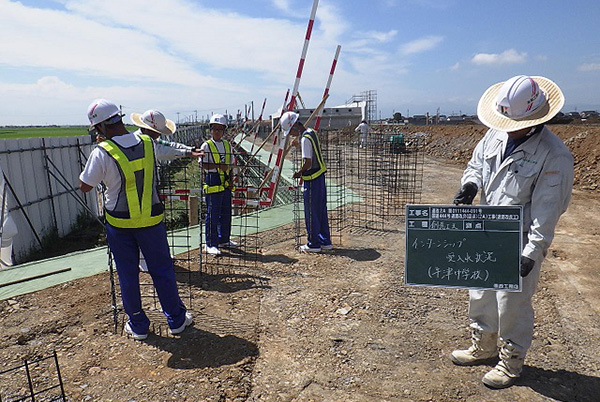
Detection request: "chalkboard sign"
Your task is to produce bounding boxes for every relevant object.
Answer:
[405,205,523,291]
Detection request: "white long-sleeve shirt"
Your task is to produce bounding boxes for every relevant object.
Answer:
[355,122,369,135]
[460,126,574,262]
[133,129,192,161]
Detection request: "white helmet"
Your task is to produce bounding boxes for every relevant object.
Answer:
[209,114,227,127]
[87,99,121,126]
[280,111,299,135]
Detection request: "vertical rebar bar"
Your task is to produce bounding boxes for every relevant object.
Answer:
[53,350,66,401]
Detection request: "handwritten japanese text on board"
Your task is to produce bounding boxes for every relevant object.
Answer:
[405,205,523,291]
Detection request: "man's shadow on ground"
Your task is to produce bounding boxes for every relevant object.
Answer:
[175,270,271,293]
[517,365,599,402]
[144,325,258,370]
[328,248,381,262]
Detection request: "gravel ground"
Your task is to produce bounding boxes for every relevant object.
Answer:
[1,124,598,401]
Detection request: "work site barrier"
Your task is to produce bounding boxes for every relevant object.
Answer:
[0,125,207,265]
[0,135,97,264]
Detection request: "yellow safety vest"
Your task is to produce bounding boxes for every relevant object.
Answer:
[203,139,232,194]
[301,130,327,181]
[98,135,164,228]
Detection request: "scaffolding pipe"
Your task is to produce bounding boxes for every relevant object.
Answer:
[44,163,103,226]
[315,44,341,131]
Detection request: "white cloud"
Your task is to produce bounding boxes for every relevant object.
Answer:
[271,0,293,14]
[471,49,527,65]
[578,63,600,72]
[0,0,376,124]
[400,36,444,55]
[450,62,460,71]
[0,0,489,125]
[364,30,398,43]
[0,0,234,89]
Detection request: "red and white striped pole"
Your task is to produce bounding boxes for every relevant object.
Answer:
[267,89,290,169]
[267,0,319,205]
[287,0,319,112]
[315,44,341,131]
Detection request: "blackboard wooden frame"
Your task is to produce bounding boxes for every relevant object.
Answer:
[405,204,523,291]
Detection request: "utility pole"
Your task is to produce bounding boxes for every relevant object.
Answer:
[176,112,180,125]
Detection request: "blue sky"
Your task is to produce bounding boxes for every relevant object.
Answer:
[1,0,599,126]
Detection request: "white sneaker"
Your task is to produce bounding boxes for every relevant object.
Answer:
[321,244,333,250]
[124,322,148,340]
[299,244,321,253]
[205,246,221,255]
[218,240,238,248]
[169,311,194,335]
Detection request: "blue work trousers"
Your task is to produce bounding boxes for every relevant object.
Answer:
[303,174,331,248]
[205,188,232,247]
[106,222,187,334]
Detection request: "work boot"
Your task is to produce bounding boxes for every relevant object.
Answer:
[482,342,524,389]
[450,328,498,366]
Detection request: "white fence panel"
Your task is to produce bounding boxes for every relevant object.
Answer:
[0,128,203,265]
[0,135,97,263]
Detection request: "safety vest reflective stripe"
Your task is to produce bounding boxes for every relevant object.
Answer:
[301,131,326,181]
[203,140,231,193]
[98,135,163,228]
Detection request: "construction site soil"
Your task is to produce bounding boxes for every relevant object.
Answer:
[1,123,599,401]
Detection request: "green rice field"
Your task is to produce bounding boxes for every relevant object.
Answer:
[0,125,138,139]
[0,126,89,139]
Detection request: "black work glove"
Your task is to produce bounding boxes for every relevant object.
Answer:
[453,182,478,205]
[520,256,535,277]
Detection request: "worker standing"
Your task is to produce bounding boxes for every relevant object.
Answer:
[200,114,237,256]
[283,111,332,253]
[130,109,203,271]
[130,109,203,161]
[451,76,574,388]
[79,99,193,340]
[355,120,369,148]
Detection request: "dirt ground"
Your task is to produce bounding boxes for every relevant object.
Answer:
[1,124,599,401]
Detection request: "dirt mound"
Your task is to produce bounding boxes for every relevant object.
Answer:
[399,123,600,192]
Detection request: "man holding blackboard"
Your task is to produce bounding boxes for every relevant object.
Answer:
[451,76,574,388]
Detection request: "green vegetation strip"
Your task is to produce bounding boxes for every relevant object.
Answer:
[0,125,138,139]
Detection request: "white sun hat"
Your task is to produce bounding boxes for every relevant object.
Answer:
[130,109,176,135]
[477,75,565,132]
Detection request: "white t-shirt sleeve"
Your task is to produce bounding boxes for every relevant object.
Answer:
[300,136,313,159]
[79,148,106,187]
[200,142,213,162]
